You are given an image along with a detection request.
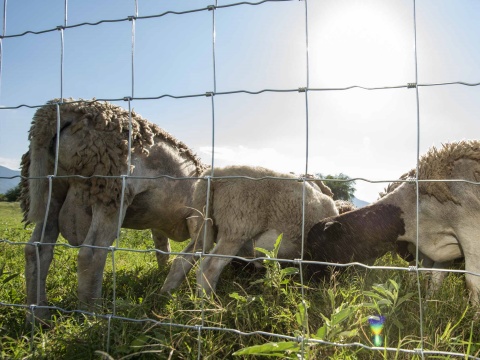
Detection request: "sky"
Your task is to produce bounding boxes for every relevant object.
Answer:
[1,0,479,202]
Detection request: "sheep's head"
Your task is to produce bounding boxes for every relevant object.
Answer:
[306,203,406,266]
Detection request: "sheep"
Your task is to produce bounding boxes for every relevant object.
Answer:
[160,165,339,295]
[334,199,356,214]
[306,140,480,304]
[21,98,207,322]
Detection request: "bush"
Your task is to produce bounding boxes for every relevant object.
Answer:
[4,184,21,202]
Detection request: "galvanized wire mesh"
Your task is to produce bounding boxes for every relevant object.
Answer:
[1,0,479,358]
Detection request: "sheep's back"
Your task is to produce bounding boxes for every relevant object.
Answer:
[192,166,338,241]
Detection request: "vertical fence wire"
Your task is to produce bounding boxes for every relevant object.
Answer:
[58,27,64,100]
[130,11,136,98]
[299,0,311,357]
[412,0,426,357]
[0,0,6,98]
[197,3,219,358]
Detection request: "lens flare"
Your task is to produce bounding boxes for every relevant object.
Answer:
[368,315,385,346]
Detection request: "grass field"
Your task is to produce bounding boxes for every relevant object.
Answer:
[0,201,479,359]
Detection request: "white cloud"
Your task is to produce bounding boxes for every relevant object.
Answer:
[199,145,307,174]
[0,157,21,170]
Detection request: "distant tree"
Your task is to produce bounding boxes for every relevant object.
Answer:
[316,173,356,201]
[4,184,21,202]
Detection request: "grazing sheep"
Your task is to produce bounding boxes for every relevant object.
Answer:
[307,140,480,303]
[160,165,339,295]
[21,99,207,321]
[379,170,455,293]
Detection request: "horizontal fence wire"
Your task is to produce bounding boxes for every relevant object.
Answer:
[1,0,480,359]
[3,82,480,110]
[2,238,480,277]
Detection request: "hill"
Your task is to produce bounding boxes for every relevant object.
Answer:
[352,196,369,208]
[0,166,21,194]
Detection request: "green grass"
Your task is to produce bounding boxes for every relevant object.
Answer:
[0,202,479,359]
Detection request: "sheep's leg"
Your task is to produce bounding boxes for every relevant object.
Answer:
[405,248,449,296]
[197,236,247,296]
[77,204,125,312]
[151,229,170,268]
[425,261,452,297]
[464,255,480,306]
[24,215,60,324]
[160,217,214,294]
[159,238,201,294]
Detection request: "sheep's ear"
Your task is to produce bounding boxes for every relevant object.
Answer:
[324,221,342,231]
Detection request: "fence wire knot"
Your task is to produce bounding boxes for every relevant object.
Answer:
[407,176,416,184]
[407,83,417,88]
[207,5,216,11]
[128,16,136,21]
[56,25,65,31]
[205,91,214,97]
[123,96,132,101]
[298,87,307,93]
[293,258,303,265]
[408,265,418,272]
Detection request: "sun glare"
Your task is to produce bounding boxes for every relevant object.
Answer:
[308,0,414,87]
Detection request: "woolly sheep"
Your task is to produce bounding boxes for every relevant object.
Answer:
[160,165,339,295]
[307,140,480,304]
[21,99,207,322]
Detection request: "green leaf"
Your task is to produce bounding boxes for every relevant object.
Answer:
[2,272,19,284]
[388,279,400,292]
[229,292,247,302]
[296,302,308,327]
[315,325,327,339]
[363,291,385,301]
[362,302,379,309]
[272,234,284,258]
[337,329,359,339]
[233,341,300,356]
[331,307,354,326]
[281,267,299,276]
[440,322,453,341]
[254,247,271,257]
[130,334,149,348]
[396,292,415,306]
[376,299,393,306]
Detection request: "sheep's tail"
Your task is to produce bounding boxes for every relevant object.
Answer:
[27,144,52,223]
[19,151,31,224]
[26,100,67,223]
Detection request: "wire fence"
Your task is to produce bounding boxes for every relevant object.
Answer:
[1,0,480,358]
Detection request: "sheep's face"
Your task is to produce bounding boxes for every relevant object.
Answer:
[306,203,406,265]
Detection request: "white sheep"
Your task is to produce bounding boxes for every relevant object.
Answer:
[21,99,207,321]
[160,165,339,295]
[307,140,480,304]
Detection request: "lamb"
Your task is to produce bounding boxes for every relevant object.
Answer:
[306,140,480,303]
[160,165,339,295]
[21,98,207,322]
